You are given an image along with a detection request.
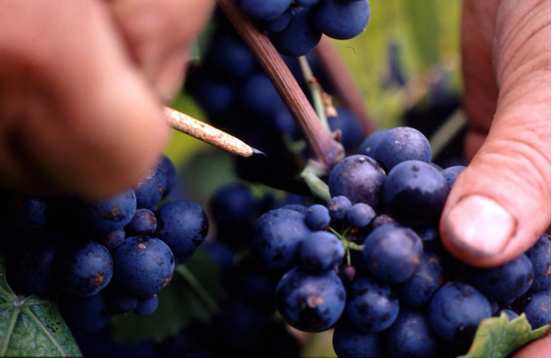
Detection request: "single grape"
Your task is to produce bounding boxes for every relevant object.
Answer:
[305,204,331,230]
[429,282,492,344]
[135,295,159,315]
[271,8,322,56]
[328,107,365,153]
[398,252,444,307]
[62,241,113,297]
[204,241,235,274]
[158,155,176,198]
[193,79,234,115]
[126,208,157,236]
[113,236,175,298]
[328,196,352,223]
[134,155,174,209]
[263,9,293,33]
[209,183,257,241]
[500,309,519,321]
[362,224,423,284]
[276,268,346,332]
[280,203,309,215]
[297,0,319,6]
[108,293,138,314]
[357,129,389,158]
[383,310,438,358]
[332,321,382,358]
[346,203,376,228]
[238,0,292,21]
[329,155,386,207]
[253,208,312,271]
[79,190,137,234]
[442,165,465,189]
[156,200,208,260]
[383,160,449,224]
[209,34,255,79]
[373,127,432,172]
[313,0,370,40]
[371,214,396,228]
[524,290,551,329]
[100,230,126,250]
[240,74,282,115]
[299,231,344,272]
[471,254,534,305]
[345,276,399,332]
[526,234,551,292]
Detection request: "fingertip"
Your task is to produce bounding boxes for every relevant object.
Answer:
[440,194,517,267]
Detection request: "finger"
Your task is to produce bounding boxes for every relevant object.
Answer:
[464,130,486,160]
[461,0,500,132]
[441,0,550,267]
[107,0,214,101]
[0,0,168,198]
[513,335,550,358]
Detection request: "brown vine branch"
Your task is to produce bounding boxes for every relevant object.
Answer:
[218,0,343,168]
[315,36,375,134]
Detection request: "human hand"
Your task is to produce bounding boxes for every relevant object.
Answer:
[441,1,549,354]
[441,0,550,266]
[0,0,213,198]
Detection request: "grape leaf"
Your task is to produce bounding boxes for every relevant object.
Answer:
[460,313,549,358]
[0,257,81,357]
[111,249,223,343]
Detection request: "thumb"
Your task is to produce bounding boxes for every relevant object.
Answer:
[441,0,550,267]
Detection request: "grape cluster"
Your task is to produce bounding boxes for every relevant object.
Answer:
[156,183,301,357]
[253,127,551,357]
[188,18,365,190]
[237,0,371,56]
[2,155,209,334]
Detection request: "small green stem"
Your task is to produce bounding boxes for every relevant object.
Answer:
[298,56,330,130]
[329,227,364,252]
[300,163,331,202]
[343,240,364,252]
[176,265,220,315]
[346,248,352,266]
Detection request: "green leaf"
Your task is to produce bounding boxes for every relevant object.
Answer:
[112,249,223,343]
[0,258,81,357]
[460,313,549,358]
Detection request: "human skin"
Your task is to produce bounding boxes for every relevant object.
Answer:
[442,0,550,355]
[0,0,214,198]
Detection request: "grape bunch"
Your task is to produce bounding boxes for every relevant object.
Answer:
[237,0,371,56]
[188,17,365,190]
[2,155,209,334]
[253,127,551,357]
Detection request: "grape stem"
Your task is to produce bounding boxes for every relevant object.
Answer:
[218,0,344,169]
[298,56,330,130]
[329,227,364,252]
[315,36,375,134]
[176,265,220,315]
[300,161,331,202]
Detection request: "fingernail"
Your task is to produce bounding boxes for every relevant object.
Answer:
[445,195,515,257]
